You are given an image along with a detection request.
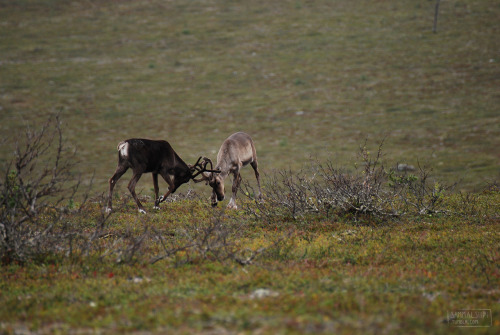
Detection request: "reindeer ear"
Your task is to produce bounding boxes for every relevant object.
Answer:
[203,172,211,185]
[188,163,201,173]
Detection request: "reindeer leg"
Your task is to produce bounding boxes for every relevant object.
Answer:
[250,160,262,201]
[106,165,128,213]
[227,169,241,210]
[158,189,173,204]
[211,189,218,207]
[152,173,161,210]
[128,172,146,214]
[158,174,175,205]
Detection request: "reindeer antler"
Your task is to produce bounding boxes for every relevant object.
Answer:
[203,157,213,170]
[191,157,220,179]
[192,156,203,170]
[189,156,204,172]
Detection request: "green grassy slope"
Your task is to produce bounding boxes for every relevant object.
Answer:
[1,0,499,194]
[1,0,500,330]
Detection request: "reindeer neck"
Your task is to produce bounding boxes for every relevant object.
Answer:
[215,160,231,179]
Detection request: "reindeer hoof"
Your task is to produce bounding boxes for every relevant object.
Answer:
[138,209,147,214]
[153,206,160,210]
[227,199,238,210]
[211,202,218,208]
[158,196,165,203]
[105,207,112,213]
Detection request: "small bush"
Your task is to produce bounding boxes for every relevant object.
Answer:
[243,141,460,223]
[0,114,84,264]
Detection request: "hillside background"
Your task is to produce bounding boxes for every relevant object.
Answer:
[1,0,499,195]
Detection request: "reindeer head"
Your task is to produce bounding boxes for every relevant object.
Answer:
[191,157,224,206]
[207,169,225,206]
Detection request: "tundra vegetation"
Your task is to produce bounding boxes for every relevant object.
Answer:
[1,114,498,334]
[0,0,499,334]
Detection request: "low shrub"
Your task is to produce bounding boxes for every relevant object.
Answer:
[243,141,470,223]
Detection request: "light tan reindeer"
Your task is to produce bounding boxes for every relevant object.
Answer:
[202,132,262,209]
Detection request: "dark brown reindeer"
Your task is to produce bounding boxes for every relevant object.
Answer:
[202,132,262,209]
[106,138,218,214]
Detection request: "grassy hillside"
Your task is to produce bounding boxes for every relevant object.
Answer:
[1,0,499,194]
[1,1,499,334]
